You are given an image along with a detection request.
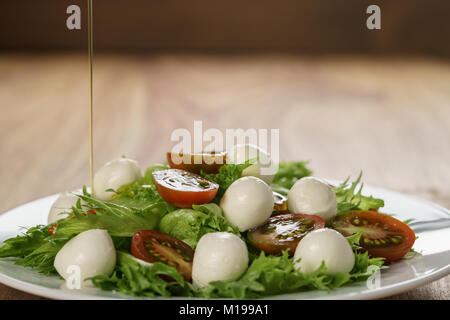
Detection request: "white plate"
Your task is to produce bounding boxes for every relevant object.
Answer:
[0,185,449,300]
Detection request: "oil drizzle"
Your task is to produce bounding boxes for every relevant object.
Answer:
[88,0,94,196]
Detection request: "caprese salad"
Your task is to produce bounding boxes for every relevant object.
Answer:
[0,144,416,298]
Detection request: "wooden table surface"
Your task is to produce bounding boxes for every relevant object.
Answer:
[0,53,449,299]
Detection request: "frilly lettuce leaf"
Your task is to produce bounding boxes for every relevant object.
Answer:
[334,173,384,214]
[92,236,385,298]
[90,251,191,297]
[201,162,253,201]
[0,224,70,274]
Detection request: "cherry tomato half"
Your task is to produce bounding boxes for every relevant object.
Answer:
[131,230,194,281]
[167,151,226,174]
[152,169,219,208]
[248,213,325,256]
[332,210,416,262]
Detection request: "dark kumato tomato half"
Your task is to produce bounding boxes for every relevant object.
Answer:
[131,230,194,281]
[332,210,416,262]
[152,169,219,208]
[248,213,325,256]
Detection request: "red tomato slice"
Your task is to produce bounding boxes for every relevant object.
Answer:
[332,210,416,262]
[152,169,219,208]
[248,213,326,256]
[167,151,226,174]
[131,230,194,281]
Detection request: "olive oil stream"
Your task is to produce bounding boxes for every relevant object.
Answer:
[88,0,94,196]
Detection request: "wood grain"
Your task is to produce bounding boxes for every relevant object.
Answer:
[0,53,449,299]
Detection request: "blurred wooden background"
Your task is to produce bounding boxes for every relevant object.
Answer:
[0,0,449,56]
[0,53,449,299]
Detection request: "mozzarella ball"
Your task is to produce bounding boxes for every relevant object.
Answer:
[48,192,79,224]
[192,232,248,288]
[226,144,276,184]
[294,228,354,274]
[288,177,337,222]
[93,158,142,200]
[220,176,274,231]
[54,229,116,286]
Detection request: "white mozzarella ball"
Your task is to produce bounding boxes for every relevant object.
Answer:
[220,176,274,231]
[48,192,79,224]
[287,177,337,222]
[54,229,116,286]
[93,158,142,200]
[226,144,277,184]
[294,228,354,274]
[192,232,248,288]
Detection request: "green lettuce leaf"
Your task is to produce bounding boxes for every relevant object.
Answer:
[15,234,70,274]
[270,161,312,194]
[334,173,384,214]
[110,166,174,214]
[196,247,383,298]
[55,194,167,237]
[191,203,239,235]
[0,225,70,274]
[0,225,49,258]
[201,162,253,201]
[158,209,204,248]
[90,251,192,297]
[159,203,239,248]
